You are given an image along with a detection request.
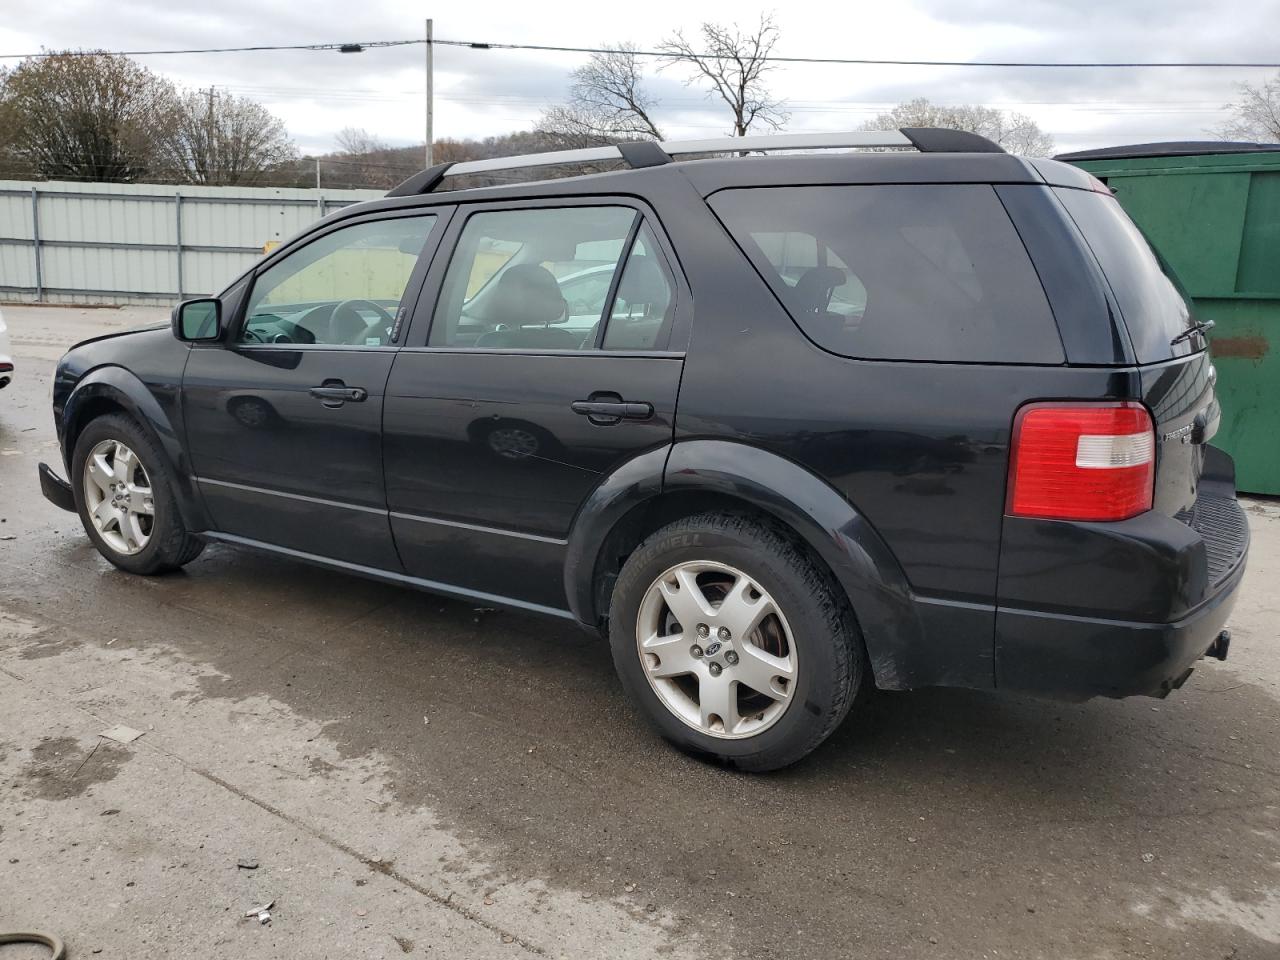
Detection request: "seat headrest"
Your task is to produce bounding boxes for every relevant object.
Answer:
[492,263,565,326]
[616,256,670,307]
[793,266,848,315]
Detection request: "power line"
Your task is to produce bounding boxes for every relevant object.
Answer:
[0,40,420,59]
[2,37,1279,69]
[431,39,1280,69]
[217,82,1237,109]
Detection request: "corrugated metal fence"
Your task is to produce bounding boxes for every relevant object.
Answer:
[0,180,384,305]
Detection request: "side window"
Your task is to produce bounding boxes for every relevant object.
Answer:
[601,224,675,351]
[709,185,1064,364]
[241,215,436,347]
[429,206,637,349]
[747,231,867,328]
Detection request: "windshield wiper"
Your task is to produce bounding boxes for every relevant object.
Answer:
[1170,318,1215,346]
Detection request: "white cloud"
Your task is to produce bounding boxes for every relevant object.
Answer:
[2,0,1278,154]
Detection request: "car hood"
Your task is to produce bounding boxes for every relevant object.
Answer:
[70,322,169,351]
[58,324,183,387]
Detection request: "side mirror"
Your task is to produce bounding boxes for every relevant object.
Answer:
[172,298,222,342]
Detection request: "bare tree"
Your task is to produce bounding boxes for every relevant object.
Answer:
[293,130,583,192]
[862,98,1055,156]
[431,138,485,163]
[0,51,177,181]
[335,127,389,156]
[537,105,614,148]
[660,15,788,136]
[0,66,34,178]
[324,127,407,188]
[565,45,663,140]
[157,87,297,185]
[1217,73,1280,141]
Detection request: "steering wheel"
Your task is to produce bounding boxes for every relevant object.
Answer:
[332,299,396,345]
[239,312,292,345]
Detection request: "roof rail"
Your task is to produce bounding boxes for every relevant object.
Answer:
[385,127,1005,197]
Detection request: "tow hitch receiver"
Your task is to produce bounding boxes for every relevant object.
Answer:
[1206,630,1231,662]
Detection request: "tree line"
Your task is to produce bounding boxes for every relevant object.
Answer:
[0,53,296,184]
[2,23,1278,190]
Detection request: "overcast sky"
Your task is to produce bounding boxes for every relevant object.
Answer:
[3,0,1279,156]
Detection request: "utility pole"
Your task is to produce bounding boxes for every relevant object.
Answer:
[207,86,216,185]
[425,18,434,168]
[315,157,321,189]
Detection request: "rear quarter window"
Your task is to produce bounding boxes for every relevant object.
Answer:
[1052,187,1196,364]
[708,185,1064,364]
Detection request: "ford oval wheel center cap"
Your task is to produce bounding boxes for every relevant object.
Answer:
[636,560,797,740]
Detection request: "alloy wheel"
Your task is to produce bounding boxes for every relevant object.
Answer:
[635,560,797,739]
[82,439,154,556]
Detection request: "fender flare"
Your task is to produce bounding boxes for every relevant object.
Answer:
[62,366,208,531]
[565,439,925,690]
[563,444,669,625]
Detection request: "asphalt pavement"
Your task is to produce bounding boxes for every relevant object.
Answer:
[1,304,1278,959]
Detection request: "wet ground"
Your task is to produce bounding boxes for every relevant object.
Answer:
[1,304,1278,959]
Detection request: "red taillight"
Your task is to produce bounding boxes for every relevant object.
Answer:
[1008,402,1154,521]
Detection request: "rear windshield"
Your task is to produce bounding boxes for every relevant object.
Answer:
[708,184,1064,364]
[1053,188,1196,363]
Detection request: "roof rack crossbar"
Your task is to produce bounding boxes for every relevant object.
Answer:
[386,128,1002,196]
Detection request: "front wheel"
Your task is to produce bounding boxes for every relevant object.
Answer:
[71,413,204,575]
[608,513,866,772]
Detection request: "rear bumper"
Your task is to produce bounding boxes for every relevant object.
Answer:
[995,443,1249,698]
[38,462,76,513]
[996,552,1244,698]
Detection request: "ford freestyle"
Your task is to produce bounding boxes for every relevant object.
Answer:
[39,128,1248,771]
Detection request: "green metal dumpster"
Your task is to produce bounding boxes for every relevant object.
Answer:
[1061,143,1280,494]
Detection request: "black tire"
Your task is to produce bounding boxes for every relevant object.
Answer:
[70,412,205,575]
[608,512,865,772]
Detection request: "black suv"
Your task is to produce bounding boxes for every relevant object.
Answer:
[39,128,1249,771]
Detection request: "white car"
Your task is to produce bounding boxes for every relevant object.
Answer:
[0,306,11,390]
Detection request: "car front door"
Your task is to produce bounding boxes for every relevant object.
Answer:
[383,199,688,613]
[182,208,449,569]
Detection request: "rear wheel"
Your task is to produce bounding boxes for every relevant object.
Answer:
[71,413,204,575]
[608,513,865,771]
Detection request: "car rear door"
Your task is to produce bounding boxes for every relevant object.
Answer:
[382,197,688,613]
[182,207,451,570]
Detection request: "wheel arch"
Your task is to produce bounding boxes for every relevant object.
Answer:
[63,366,208,531]
[564,439,925,690]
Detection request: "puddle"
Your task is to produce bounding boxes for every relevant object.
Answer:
[17,735,130,801]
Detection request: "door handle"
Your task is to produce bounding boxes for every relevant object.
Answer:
[571,399,654,423]
[310,384,367,407]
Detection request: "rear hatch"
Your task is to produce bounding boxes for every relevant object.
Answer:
[1053,186,1219,516]
[1054,186,1246,586]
